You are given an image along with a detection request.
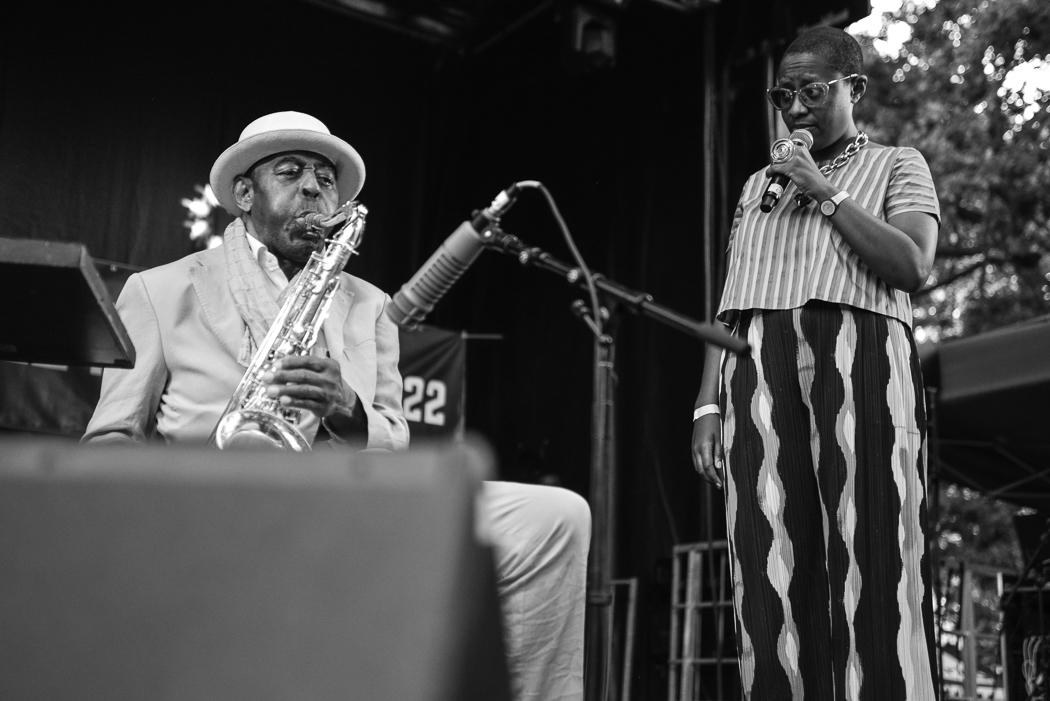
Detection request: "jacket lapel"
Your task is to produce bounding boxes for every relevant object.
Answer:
[323,280,377,402]
[190,258,368,397]
[323,282,354,360]
[189,258,245,360]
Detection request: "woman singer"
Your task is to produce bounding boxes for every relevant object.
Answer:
[691,26,940,701]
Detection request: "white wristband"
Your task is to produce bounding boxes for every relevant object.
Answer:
[693,404,720,421]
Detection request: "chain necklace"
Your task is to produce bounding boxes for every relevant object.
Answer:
[794,132,869,208]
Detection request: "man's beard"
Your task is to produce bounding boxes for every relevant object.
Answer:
[244,192,332,267]
[273,217,327,264]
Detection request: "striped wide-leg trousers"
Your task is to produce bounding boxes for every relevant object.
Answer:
[720,302,937,701]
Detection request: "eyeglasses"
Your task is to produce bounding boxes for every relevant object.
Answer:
[247,157,338,190]
[273,161,337,190]
[766,74,858,111]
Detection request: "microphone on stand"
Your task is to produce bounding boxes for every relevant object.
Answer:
[387,184,521,328]
[760,129,814,213]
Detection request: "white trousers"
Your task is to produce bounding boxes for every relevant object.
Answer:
[478,481,591,701]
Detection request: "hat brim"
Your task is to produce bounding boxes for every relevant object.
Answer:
[209,129,366,216]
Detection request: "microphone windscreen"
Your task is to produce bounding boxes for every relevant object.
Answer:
[388,221,486,327]
[789,129,814,150]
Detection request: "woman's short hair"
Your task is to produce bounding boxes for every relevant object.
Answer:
[783,27,864,77]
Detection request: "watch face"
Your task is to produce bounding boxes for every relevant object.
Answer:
[820,200,835,216]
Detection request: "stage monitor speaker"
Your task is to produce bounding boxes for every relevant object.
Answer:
[0,438,511,701]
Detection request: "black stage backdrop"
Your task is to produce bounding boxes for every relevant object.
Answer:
[0,0,858,695]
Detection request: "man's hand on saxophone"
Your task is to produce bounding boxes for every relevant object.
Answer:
[261,355,357,421]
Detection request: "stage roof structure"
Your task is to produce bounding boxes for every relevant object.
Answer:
[923,316,1050,510]
[299,0,871,52]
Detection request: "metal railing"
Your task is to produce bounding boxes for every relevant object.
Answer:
[668,540,737,701]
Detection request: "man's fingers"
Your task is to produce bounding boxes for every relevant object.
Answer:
[260,357,351,419]
[274,355,330,371]
[268,382,324,399]
[269,368,324,385]
[262,359,341,388]
[278,395,325,412]
[267,356,341,380]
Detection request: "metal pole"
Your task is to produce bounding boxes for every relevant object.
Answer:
[702,10,716,324]
[585,327,617,701]
[616,577,639,701]
[961,564,977,700]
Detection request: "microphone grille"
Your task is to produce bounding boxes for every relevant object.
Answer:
[790,129,814,150]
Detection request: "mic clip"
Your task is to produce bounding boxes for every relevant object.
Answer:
[486,186,519,219]
[471,184,521,233]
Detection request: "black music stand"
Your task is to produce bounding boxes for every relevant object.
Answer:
[0,237,135,368]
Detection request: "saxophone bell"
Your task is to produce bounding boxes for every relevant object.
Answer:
[214,409,313,452]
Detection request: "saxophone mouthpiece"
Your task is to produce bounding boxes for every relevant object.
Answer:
[298,211,344,244]
[301,205,352,230]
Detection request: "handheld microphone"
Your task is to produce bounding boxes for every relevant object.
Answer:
[760,129,813,213]
[387,184,521,328]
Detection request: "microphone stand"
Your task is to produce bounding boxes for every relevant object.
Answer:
[484,229,750,351]
[483,228,748,701]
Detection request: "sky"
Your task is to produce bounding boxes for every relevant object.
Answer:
[847,0,1050,100]
[848,0,936,56]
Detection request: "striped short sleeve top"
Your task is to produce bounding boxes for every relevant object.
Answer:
[716,145,940,328]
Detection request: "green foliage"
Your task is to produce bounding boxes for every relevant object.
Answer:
[937,482,1023,569]
[853,0,1050,341]
[935,483,1024,680]
[848,7,1048,691]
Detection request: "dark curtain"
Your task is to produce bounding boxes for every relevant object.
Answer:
[0,0,437,271]
[0,0,851,695]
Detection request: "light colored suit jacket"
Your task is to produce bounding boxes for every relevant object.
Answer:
[83,244,409,450]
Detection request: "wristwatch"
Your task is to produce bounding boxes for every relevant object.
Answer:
[820,190,850,216]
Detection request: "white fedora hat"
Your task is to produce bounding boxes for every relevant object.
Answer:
[209,111,366,215]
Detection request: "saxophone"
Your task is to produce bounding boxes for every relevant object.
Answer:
[211,201,367,451]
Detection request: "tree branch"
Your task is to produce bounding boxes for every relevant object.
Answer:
[936,246,986,258]
[955,205,985,225]
[914,259,986,296]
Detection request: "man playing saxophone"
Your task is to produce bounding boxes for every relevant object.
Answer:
[84,111,406,449]
[83,111,590,701]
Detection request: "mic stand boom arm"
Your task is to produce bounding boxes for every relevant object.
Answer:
[484,228,750,354]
